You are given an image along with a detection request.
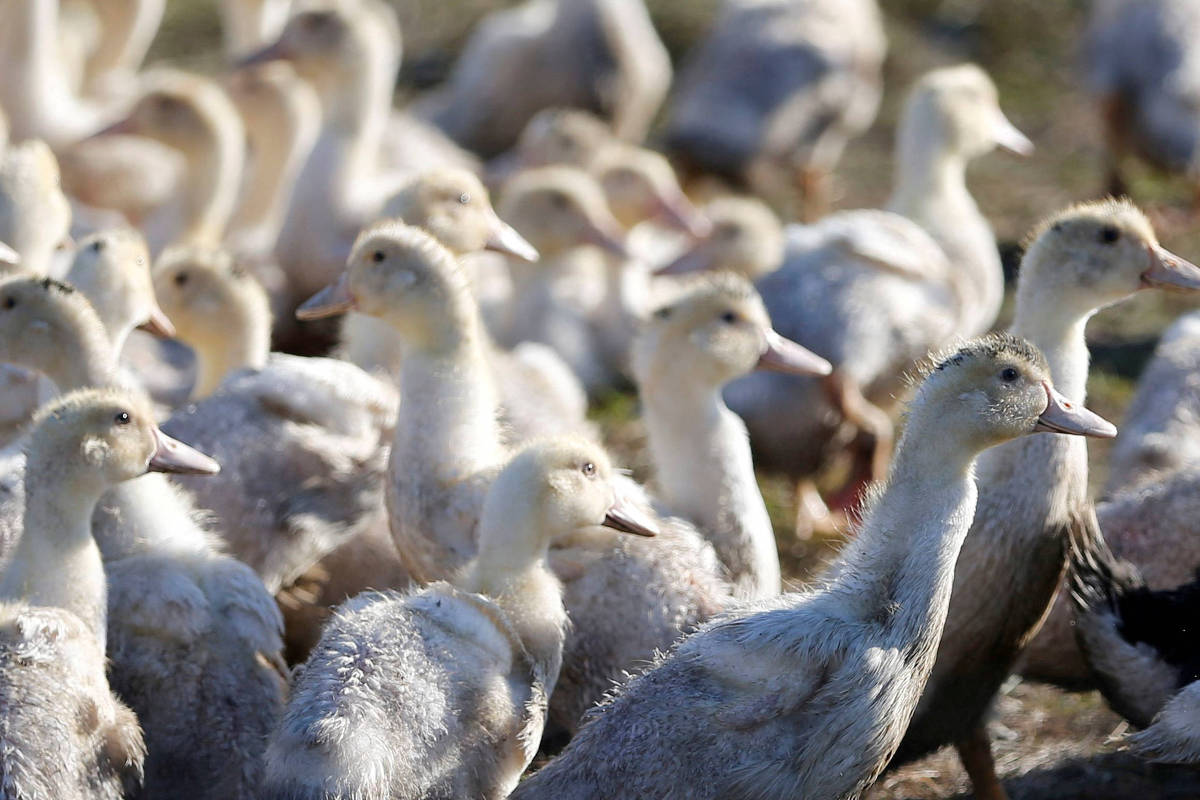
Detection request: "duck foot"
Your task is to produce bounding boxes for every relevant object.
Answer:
[955,723,1010,800]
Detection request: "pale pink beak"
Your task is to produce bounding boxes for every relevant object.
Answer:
[582,219,630,260]
[296,273,355,320]
[757,329,832,376]
[0,241,18,267]
[992,111,1034,156]
[84,115,139,141]
[138,306,176,339]
[653,192,712,238]
[602,488,659,537]
[1032,382,1116,438]
[655,240,713,276]
[148,428,220,475]
[486,215,540,262]
[1141,244,1200,291]
[236,39,292,69]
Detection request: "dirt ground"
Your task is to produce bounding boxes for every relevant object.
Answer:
[154,1,1200,797]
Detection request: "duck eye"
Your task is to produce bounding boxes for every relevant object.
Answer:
[548,193,568,210]
[90,239,105,253]
[457,192,471,205]
[1000,367,1019,382]
[581,461,596,478]
[653,306,672,320]
[174,272,189,287]
[1099,225,1120,244]
[2,296,14,310]
[721,311,739,324]
[371,250,386,263]
[114,411,130,426]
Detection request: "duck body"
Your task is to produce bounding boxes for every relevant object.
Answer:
[665,0,884,183]
[424,0,670,157]
[265,584,557,800]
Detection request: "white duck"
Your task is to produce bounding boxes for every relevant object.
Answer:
[632,273,831,599]
[0,277,290,800]
[0,139,72,276]
[511,335,1115,800]
[263,437,657,800]
[219,0,293,59]
[152,245,398,594]
[298,223,735,732]
[0,387,215,800]
[421,0,671,157]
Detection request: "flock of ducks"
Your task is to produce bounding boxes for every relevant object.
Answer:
[0,0,1200,799]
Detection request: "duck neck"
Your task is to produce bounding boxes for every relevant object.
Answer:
[396,306,505,483]
[318,38,395,186]
[178,121,245,247]
[1010,286,1093,402]
[888,129,974,223]
[0,463,109,648]
[85,0,163,89]
[828,412,979,653]
[462,530,567,681]
[191,300,272,397]
[641,377,779,599]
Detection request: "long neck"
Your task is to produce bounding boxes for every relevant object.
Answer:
[1010,285,1092,402]
[178,122,245,247]
[191,302,271,397]
[888,130,973,221]
[235,105,318,241]
[85,0,163,86]
[0,465,108,648]
[826,412,979,652]
[395,308,506,483]
[642,378,779,599]
[317,39,395,185]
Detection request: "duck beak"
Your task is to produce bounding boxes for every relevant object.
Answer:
[1033,382,1116,438]
[486,215,540,262]
[236,39,291,69]
[653,192,712,238]
[654,239,713,276]
[992,111,1034,156]
[138,305,176,339]
[296,274,355,320]
[601,489,659,537]
[583,219,630,260]
[1141,244,1200,291]
[0,241,18,267]
[148,428,220,475]
[84,115,139,141]
[757,328,832,376]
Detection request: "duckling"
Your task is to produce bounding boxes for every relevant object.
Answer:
[0,139,72,276]
[242,0,475,304]
[487,107,615,185]
[0,277,290,800]
[1084,0,1200,198]
[299,223,734,731]
[421,0,671,157]
[65,228,175,357]
[264,437,657,800]
[892,200,1200,800]
[512,335,1115,800]
[632,273,830,599]
[665,0,886,218]
[88,70,246,255]
[0,387,216,800]
[495,165,628,392]
[152,246,397,593]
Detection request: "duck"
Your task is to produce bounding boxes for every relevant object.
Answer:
[242,0,477,305]
[891,200,1200,800]
[0,276,290,800]
[494,165,629,392]
[151,245,398,594]
[631,272,830,600]
[663,65,1029,537]
[1083,0,1200,197]
[0,139,73,276]
[419,0,671,157]
[85,70,246,255]
[263,437,658,800]
[0,387,215,800]
[664,0,886,219]
[1066,503,1200,763]
[297,222,734,732]
[485,107,615,186]
[511,335,1115,800]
